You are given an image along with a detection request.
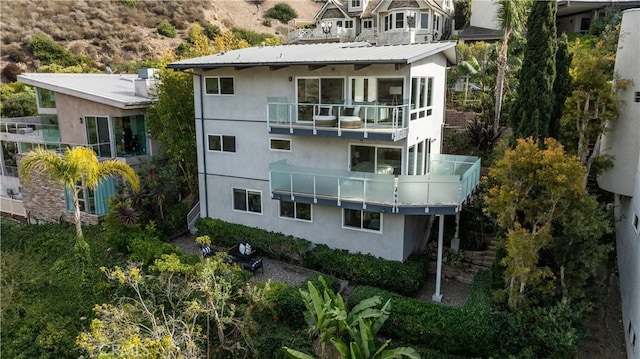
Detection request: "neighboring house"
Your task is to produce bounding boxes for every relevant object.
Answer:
[597,9,640,359]
[168,41,481,302]
[0,70,158,224]
[457,0,640,43]
[288,0,455,45]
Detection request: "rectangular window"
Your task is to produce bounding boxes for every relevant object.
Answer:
[420,13,429,30]
[280,201,312,221]
[363,19,372,29]
[269,138,291,151]
[85,116,111,157]
[345,20,354,29]
[395,12,404,29]
[233,188,262,213]
[343,209,381,232]
[351,145,401,175]
[205,77,234,95]
[36,88,56,108]
[384,15,390,31]
[114,115,147,157]
[635,91,640,102]
[351,0,361,7]
[208,134,236,152]
[426,77,433,107]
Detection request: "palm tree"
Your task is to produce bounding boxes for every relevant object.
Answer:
[493,0,530,128]
[19,146,140,239]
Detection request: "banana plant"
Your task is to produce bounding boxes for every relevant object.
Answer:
[285,277,420,359]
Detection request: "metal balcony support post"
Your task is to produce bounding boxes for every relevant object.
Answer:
[432,214,444,303]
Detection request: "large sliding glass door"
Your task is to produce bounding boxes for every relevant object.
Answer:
[297,78,344,121]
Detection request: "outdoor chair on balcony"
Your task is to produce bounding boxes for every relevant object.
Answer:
[313,105,337,127]
[339,106,362,128]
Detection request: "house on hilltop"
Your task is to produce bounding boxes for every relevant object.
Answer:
[0,70,158,224]
[169,41,481,302]
[458,0,640,44]
[287,0,455,45]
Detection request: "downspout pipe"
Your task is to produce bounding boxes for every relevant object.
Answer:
[193,71,209,218]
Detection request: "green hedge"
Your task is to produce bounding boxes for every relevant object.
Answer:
[195,218,310,264]
[303,244,429,296]
[346,271,499,357]
[196,218,428,296]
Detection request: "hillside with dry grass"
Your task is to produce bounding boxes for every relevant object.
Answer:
[0,0,322,78]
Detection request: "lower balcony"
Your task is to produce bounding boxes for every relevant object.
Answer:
[269,154,481,215]
[267,100,409,141]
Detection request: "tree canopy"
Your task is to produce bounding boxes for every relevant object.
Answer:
[485,138,610,309]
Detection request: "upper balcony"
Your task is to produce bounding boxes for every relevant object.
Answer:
[267,100,409,141]
[0,116,60,143]
[269,154,481,215]
[288,20,357,43]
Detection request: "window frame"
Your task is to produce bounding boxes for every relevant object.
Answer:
[342,208,382,233]
[232,188,262,214]
[204,76,235,95]
[279,200,312,222]
[36,88,56,109]
[207,134,237,153]
[269,138,291,152]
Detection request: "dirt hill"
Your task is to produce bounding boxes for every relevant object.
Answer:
[0,0,323,77]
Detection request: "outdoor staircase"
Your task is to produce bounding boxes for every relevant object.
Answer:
[434,244,497,284]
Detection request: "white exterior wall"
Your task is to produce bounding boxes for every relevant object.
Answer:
[598,8,640,197]
[597,9,640,359]
[192,53,448,261]
[469,0,499,30]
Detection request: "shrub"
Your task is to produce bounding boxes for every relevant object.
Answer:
[303,244,429,296]
[203,22,221,39]
[252,321,314,359]
[263,18,272,27]
[157,21,177,38]
[29,33,94,67]
[266,3,297,23]
[496,302,589,358]
[346,271,499,357]
[231,27,278,46]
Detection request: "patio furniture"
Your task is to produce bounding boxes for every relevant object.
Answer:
[313,105,337,127]
[339,106,362,128]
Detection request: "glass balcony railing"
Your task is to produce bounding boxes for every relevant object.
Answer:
[269,154,481,214]
[267,100,409,140]
[0,116,61,142]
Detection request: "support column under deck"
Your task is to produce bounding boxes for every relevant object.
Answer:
[432,214,444,302]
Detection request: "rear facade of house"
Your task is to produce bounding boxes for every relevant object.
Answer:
[171,42,480,262]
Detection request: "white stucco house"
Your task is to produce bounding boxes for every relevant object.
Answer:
[597,8,640,359]
[169,41,481,301]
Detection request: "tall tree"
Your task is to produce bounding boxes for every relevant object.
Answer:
[19,147,139,239]
[510,0,557,141]
[493,0,530,128]
[560,27,625,186]
[549,33,572,139]
[485,138,587,310]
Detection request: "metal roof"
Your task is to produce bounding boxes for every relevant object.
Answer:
[167,41,458,70]
[16,73,157,109]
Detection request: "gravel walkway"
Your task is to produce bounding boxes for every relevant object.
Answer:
[170,234,469,306]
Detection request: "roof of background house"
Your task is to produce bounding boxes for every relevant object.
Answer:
[17,73,157,110]
[457,25,503,40]
[168,41,458,70]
